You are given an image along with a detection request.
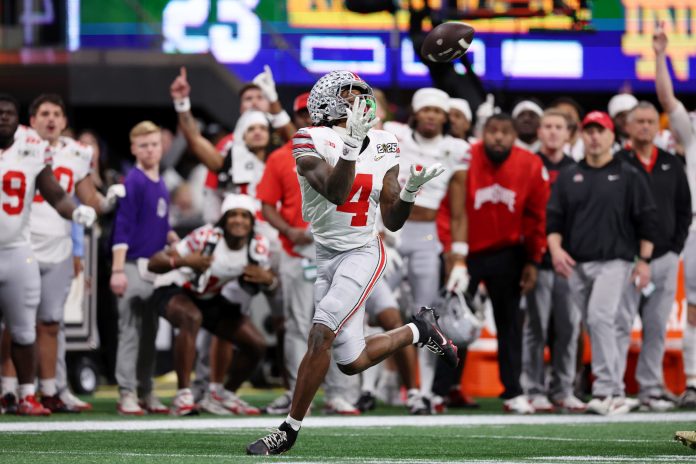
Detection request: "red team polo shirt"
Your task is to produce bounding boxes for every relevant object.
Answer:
[255,140,309,257]
[465,142,550,264]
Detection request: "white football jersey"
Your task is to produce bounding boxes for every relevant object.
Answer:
[384,121,469,210]
[154,224,271,300]
[30,137,93,262]
[293,126,400,252]
[0,131,50,249]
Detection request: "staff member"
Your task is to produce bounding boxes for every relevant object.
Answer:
[465,113,550,413]
[614,102,691,411]
[547,111,658,416]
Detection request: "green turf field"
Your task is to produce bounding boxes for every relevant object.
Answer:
[1,391,695,463]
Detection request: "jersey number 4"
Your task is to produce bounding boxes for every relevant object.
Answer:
[2,170,27,216]
[336,173,372,227]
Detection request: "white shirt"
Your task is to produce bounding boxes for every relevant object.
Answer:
[384,121,469,210]
[30,136,93,262]
[154,224,271,300]
[293,126,400,252]
[0,130,51,249]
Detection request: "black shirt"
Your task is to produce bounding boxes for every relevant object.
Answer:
[616,147,692,258]
[536,151,576,269]
[547,156,658,263]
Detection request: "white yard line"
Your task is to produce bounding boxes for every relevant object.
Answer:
[0,411,695,432]
[468,435,666,443]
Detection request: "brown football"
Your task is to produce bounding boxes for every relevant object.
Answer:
[420,22,475,63]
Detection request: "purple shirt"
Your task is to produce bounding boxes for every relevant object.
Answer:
[112,167,170,260]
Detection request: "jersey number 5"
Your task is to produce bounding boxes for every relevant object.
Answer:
[336,173,372,227]
[2,170,27,215]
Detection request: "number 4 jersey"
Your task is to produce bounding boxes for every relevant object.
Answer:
[0,129,50,249]
[293,126,400,252]
[30,136,93,263]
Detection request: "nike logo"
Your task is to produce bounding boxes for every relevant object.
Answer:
[661,164,670,171]
[608,174,620,181]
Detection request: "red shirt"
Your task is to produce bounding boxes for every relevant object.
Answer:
[466,143,550,263]
[436,193,452,252]
[204,133,235,189]
[255,141,308,257]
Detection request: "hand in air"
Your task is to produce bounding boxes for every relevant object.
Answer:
[170,67,191,100]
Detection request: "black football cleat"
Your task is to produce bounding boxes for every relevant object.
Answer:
[355,391,377,413]
[246,421,298,455]
[411,307,459,368]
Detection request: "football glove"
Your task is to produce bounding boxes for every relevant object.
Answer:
[72,205,97,227]
[400,163,445,202]
[252,65,278,103]
[340,97,379,160]
[446,263,470,293]
[100,184,126,213]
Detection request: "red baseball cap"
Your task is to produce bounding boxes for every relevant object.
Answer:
[582,111,614,131]
[293,92,310,113]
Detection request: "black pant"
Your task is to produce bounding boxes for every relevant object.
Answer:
[467,246,526,399]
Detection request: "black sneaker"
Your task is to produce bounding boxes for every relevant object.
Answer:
[1,393,17,415]
[246,422,298,455]
[411,307,459,368]
[355,391,376,413]
[679,386,696,409]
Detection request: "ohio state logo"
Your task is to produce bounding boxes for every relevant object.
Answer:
[474,184,516,212]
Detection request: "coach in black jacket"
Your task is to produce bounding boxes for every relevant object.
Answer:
[547,110,658,416]
[614,102,691,410]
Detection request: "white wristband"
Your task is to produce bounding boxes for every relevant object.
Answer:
[174,97,191,113]
[269,110,291,129]
[451,241,469,257]
[399,187,418,203]
[340,143,360,162]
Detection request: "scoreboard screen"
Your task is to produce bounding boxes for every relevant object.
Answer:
[75,0,696,93]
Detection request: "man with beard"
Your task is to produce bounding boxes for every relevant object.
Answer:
[512,100,544,153]
[464,113,550,413]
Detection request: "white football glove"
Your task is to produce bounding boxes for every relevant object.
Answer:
[400,163,445,202]
[100,184,126,213]
[72,205,97,227]
[339,97,380,160]
[252,65,278,103]
[447,263,470,293]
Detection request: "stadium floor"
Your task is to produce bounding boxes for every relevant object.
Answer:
[2,384,696,463]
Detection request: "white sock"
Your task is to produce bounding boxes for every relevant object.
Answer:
[209,382,223,394]
[361,365,379,394]
[39,378,57,397]
[18,383,35,399]
[684,323,696,386]
[407,323,420,344]
[1,376,18,396]
[285,415,302,431]
[418,349,436,396]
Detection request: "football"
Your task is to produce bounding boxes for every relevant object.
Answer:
[420,22,475,63]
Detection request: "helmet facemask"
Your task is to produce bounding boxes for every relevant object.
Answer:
[308,71,376,126]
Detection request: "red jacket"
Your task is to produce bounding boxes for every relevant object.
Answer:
[466,142,550,263]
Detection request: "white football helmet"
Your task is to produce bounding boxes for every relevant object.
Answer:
[435,289,485,346]
[307,70,375,126]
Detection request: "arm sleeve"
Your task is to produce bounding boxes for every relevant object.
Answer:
[669,101,695,150]
[71,222,85,258]
[111,173,139,249]
[521,161,551,263]
[546,172,566,236]
[672,161,693,253]
[630,170,659,244]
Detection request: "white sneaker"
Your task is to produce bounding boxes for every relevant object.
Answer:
[59,390,92,411]
[503,395,534,414]
[263,391,292,415]
[140,393,169,414]
[586,396,612,415]
[407,389,430,415]
[553,395,586,413]
[217,389,261,415]
[431,394,446,414]
[198,391,232,415]
[529,395,554,412]
[170,389,198,416]
[117,391,144,416]
[324,397,360,415]
[640,395,676,412]
[608,396,631,415]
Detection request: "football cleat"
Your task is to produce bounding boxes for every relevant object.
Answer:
[529,395,554,413]
[407,389,431,415]
[117,391,145,416]
[552,394,586,413]
[170,389,199,417]
[247,422,298,455]
[355,391,377,413]
[411,307,459,368]
[1,393,18,415]
[503,395,534,414]
[41,394,80,413]
[324,397,360,416]
[679,386,696,409]
[139,393,170,414]
[197,392,232,416]
[675,431,696,449]
[263,391,293,415]
[59,390,92,411]
[17,395,51,416]
[216,390,261,415]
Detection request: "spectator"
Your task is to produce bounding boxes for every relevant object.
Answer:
[607,93,638,149]
[550,97,585,161]
[512,99,544,153]
[547,111,657,416]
